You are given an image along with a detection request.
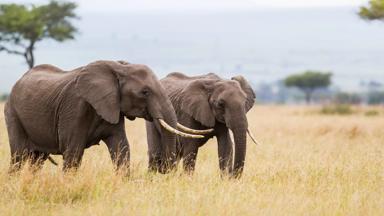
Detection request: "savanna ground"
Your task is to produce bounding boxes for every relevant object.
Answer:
[0,103,383,215]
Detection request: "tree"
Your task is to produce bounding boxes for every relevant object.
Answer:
[0,93,9,101]
[0,1,78,69]
[367,91,384,104]
[334,92,362,105]
[284,71,332,104]
[359,0,384,21]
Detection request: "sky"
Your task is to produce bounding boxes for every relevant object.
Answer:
[1,0,383,93]
[6,0,369,12]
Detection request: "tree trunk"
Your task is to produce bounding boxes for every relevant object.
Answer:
[304,89,313,105]
[24,40,35,69]
[305,92,311,104]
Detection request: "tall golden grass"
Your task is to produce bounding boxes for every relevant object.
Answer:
[0,103,383,215]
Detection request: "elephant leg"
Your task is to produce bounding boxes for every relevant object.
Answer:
[59,106,91,172]
[9,148,28,173]
[216,124,234,175]
[29,151,49,171]
[103,126,130,175]
[61,131,87,171]
[4,103,29,173]
[146,121,162,173]
[62,146,85,171]
[182,143,199,174]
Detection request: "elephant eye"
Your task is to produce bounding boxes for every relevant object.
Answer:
[141,88,151,97]
[217,100,225,109]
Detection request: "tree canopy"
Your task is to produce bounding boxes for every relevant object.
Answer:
[359,0,384,21]
[285,71,332,104]
[0,1,78,69]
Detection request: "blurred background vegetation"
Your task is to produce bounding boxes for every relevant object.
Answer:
[359,0,384,20]
[0,0,384,105]
[0,1,78,68]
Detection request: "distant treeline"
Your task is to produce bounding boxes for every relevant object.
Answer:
[1,90,383,105]
[0,93,9,102]
[255,80,384,105]
[335,80,384,105]
[333,91,384,105]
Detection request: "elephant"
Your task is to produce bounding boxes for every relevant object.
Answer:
[146,72,257,178]
[4,60,205,174]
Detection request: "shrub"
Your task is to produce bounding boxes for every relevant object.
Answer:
[334,92,362,105]
[320,104,354,115]
[365,110,379,116]
[0,93,9,102]
[367,91,384,105]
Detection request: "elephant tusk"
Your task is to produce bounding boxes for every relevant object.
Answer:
[158,119,205,139]
[229,129,259,145]
[247,129,260,145]
[176,123,214,134]
[229,129,234,143]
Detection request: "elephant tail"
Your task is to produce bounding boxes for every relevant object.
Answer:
[48,156,58,166]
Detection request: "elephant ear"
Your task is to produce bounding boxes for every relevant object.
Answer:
[75,63,120,124]
[231,75,256,111]
[179,80,216,127]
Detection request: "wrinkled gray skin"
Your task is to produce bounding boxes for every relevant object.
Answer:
[5,60,177,173]
[146,72,255,177]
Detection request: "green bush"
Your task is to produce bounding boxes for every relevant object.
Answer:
[0,93,9,102]
[334,92,362,105]
[367,91,384,105]
[365,110,379,117]
[320,104,354,115]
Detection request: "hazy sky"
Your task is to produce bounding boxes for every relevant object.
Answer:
[1,0,382,92]
[7,0,368,12]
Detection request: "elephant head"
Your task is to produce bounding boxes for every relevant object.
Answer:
[178,74,255,177]
[75,60,205,169]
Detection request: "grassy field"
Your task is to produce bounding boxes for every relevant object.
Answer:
[0,103,383,215]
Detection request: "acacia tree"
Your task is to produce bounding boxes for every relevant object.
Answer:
[0,1,78,69]
[285,71,332,104]
[359,0,384,21]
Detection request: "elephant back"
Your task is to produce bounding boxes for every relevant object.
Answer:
[161,72,220,106]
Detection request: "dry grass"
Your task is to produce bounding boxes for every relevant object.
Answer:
[0,103,383,215]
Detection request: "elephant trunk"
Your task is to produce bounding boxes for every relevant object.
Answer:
[157,98,178,173]
[227,110,248,178]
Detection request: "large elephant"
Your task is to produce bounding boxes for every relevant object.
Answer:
[146,72,256,177]
[4,60,203,173]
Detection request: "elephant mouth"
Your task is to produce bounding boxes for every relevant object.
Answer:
[143,108,153,121]
[144,114,153,121]
[126,113,152,121]
[124,108,153,121]
[126,115,136,121]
